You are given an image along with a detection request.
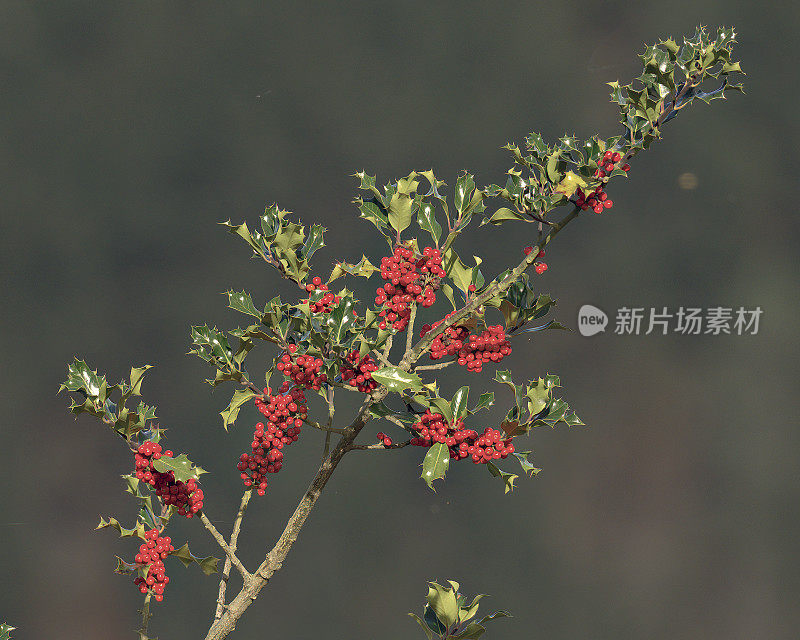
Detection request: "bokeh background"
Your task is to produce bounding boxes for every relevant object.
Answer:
[2,1,798,639]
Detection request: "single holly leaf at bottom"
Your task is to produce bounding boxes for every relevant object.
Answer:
[421,442,450,490]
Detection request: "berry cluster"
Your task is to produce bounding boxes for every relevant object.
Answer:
[375,432,393,447]
[410,411,515,464]
[523,246,548,274]
[238,384,306,496]
[421,316,512,372]
[134,442,204,517]
[277,344,328,390]
[375,246,444,331]
[575,150,630,214]
[133,528,173,602]
[340,349,379,393]
[303,276,341,314]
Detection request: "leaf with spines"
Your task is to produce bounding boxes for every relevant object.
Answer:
[302,223,326,260]
[421,442,449,489]
[226,290,261,319]
[486,461,519,494]
[388,172,419,236]
[0,623,15,640]
[220,389,257,431]
[60,357,109,403]
[324,293,358,345]
[513,451,541,477]
[454,173,476,214]
[96,516,147,540]
[470,392,494,414]
[170,542,220,575]
[371,367,423,394]
[328,255,377,283]
[151,453,205,484]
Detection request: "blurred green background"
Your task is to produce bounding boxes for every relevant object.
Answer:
[2,1,798,639]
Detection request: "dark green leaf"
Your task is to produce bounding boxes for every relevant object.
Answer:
[371,367,423,393]
[170,542,220,575]
[220,389,256,431]
[451,386,469,421]
[470,392,495,414]
[151,454,204,484]
[421,442,450,490]
[408,613,434,640]
[226,290,261,318]
[302,224,326,260]
[513,451,541,477]
[417,202,442,245]
[486,462,518,494]
[325,295,357,344]
[96,516,146,539]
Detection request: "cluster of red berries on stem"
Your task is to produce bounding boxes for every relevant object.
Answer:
[133,528,173,602]
[303,276,341,314]
[277,343,328,390]
[375,246,444,331]
[134,441,204,517]
[238,382,305,496]
[375,432,393,447]
[421,315,512,372]
[575,150,630,214]
[523,246,548,274]
[340,349,379,393]
[410,411,515,464]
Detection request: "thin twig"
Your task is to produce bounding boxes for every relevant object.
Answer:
[413,360,456,372]
[199,512,251,581]
[349,439,411,451]
[138,592,152,640]
[404,305,417,358]
[204,387,389,640]
[326,387,335,427]
[214,489,253,622]
[322,431,332,457]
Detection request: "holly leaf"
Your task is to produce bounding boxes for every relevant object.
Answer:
[513,451,541,477]
[451,386,469,422]
[500,419,523,438]
[417,202,442,245]
[170,542,220,575]
[421,442,450,490]
[486,462,518,494]
[553,171,588,197]
[302,223,326,260]
[481,207,528,226]
[423,396,451,424]
[220,389,256,431]
[325,295,357,344]
[151,454,205,483]
[226,290,261,319]
[0,623,15,640]
[371,367,423,393]
[96,516,146,539]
